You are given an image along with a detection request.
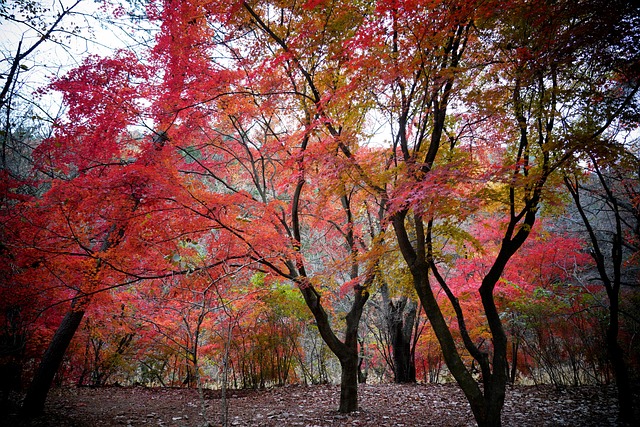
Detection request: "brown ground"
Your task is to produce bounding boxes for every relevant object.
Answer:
[2,383,624,427]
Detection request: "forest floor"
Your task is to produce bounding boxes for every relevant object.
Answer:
[1,382,630,427]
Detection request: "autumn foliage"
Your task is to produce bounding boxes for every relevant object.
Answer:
[1,0,639,425]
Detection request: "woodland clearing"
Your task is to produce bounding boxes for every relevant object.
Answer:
[3,383,625,427]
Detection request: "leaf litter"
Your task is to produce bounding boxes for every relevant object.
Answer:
[3,383,625,426]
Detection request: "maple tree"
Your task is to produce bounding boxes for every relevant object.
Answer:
[347,0,639,425]
[3,46,242,413]
[140,0,384,413]
[0,2,107,395]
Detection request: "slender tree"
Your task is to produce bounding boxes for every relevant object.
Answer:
[564,150,639,424]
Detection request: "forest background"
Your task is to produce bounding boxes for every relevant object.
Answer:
[1,1,639,426]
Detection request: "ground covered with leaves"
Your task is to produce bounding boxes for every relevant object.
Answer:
[3,383,625,426]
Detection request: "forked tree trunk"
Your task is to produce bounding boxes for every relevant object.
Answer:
[413,269,503,427]
[21,306,85,416]
[393,209,515,427]
[299,282,368,413]
[417,274,507,427]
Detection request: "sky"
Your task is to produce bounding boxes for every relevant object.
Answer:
[1,0,156,125]
[0,0,158,88]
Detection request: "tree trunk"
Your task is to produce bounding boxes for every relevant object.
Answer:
[412,268,490,424]
[381,284,417,383]
[392,212,509,427]
[357,337,367,384]
[220,321,233,427]
[298,282,368,413]
[481,378,506,427]
[339,354,359,413]
[390,300,417,383]
[509,340,519,384]
[607,299,635,425]
[21,306,85,416]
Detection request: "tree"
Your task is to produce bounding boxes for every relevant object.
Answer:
[349,0,640,425]
[0,0,83,136]
[564,149,640,423]
[1,2,85,392]
[558,0,640,421]
[7,49,225,414]
[380,281,419,383]
[143,0,380,412]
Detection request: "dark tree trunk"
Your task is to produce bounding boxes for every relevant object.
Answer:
[299,282,368,413]
[357,358,367,384]
[380,284,417,383]
[21,306,85,416]
[392,329,413,383]
[608,298,635,425]
[392,205,530,427]
[338,283,368,412]
[390,305,417,383]
[413,267,498,427]
[339,354,359,412]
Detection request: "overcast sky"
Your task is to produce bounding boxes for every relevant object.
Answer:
[2,0,158,86]
[1,0,157,126]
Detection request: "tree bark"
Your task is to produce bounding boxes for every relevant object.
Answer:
[299,282,368,413]
[21,305,85,415]
[390,300,417,383]
[608,296,635,425]
[339,353,359,412]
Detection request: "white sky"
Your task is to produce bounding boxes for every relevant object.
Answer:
[1,0,157,86]
[1,0,157,124]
